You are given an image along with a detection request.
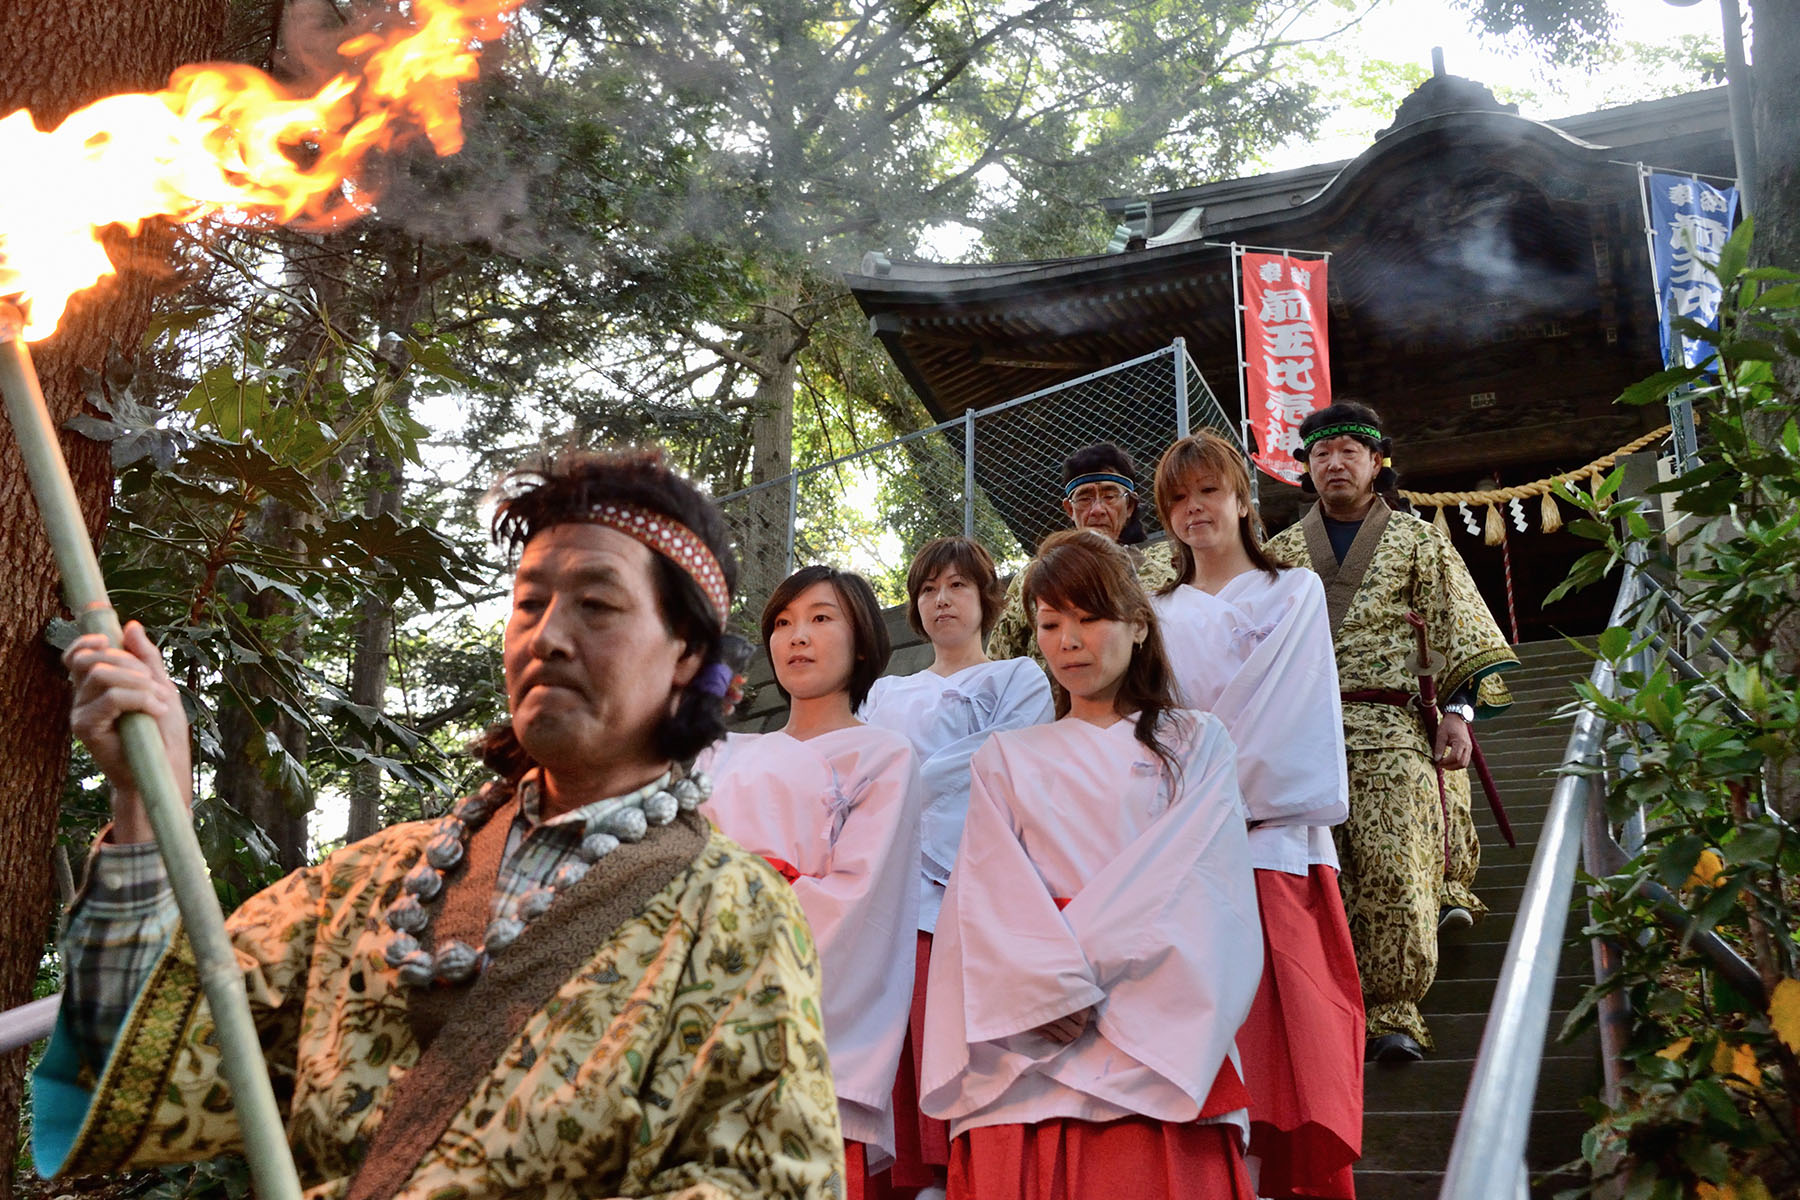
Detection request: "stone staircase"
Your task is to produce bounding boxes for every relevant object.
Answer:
[1355,637,1603,1200]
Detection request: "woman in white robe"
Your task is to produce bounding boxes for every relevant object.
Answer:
[1150,431,1363,1200]
[920,529,1261,1200]
[860,537,1053,1193]
[700,565,924,1198]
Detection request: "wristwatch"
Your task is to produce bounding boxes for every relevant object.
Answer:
[1442,701,1475,723]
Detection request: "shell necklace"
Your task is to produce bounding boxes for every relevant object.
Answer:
[380,768,712,988]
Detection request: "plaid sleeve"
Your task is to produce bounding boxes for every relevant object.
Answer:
[61,839,179,1076]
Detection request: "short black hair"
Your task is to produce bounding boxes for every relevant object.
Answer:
[474,446,740,776]
[1294,402,1398,497]
[760,565,891,711]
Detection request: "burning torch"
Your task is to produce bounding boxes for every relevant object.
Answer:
[0,2,522,1192]
[0,302,304,1200]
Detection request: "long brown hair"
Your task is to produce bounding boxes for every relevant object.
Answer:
[1152,432,1278,594]
[1021,529,1187,784]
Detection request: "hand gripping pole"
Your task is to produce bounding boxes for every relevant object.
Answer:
[0,303,303,1200]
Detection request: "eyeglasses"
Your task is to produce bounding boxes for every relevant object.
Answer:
[1067,485,1129,507]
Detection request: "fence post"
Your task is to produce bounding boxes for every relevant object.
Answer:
[963,410,977,538]
[784,471,798,576]
[1172,338,1190,438]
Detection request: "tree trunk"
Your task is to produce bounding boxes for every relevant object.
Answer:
[1750,0,1799,392]
[346,237,423,844]
[740,299,806,611]
[1748,0,1800,818]
[344,456,404,842]
[215,498,313,872]
[0,2,228,1189]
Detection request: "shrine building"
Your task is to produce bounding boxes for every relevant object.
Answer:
[845,67,1735,638]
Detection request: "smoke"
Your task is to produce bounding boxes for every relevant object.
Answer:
[273,0,357,93]
[257,0,542,253]
[1339,166,1593,348]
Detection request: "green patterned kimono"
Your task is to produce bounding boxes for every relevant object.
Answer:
[987,538,1178,668]
[1266,499,1518,1048]
[34,817,845,1200]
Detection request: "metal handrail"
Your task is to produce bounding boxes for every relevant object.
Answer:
[1438,551,1649,1199]
[1440,545,1757,1197]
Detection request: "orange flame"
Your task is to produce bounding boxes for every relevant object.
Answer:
[0,0,523,342]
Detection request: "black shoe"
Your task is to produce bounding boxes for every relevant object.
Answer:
[1366,1033,1425,1063]
[1438,905,1474,933]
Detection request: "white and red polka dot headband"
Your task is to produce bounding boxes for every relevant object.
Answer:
[579,502,730,624]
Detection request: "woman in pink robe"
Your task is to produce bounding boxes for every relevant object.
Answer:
[860,536,1053,1198]
[920,529,1261,1200]
[1151,431,1363,1200]
[700,565,924,1200]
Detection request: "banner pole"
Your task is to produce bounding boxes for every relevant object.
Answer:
[1635,164,1669,365]
[1230,245,1255,508]
[0,303,304,1200]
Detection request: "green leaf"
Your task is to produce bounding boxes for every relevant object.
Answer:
[1717,215,1753,289]
[1684,876,1744,942]
[1725,822,1780,864]
[226,565,307,609]
[1618,364,1706,407]
[1677,1135,1729,1181]
[1746,282,1800,310]
[1596,626,1631,661]
[1647,460,1729,494]
[180,438,321,510]
[1655,833,1705,890]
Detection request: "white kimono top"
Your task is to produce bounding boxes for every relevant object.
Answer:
[698,725,924,1165]
[920,713,1262,1141]
[1152,569,1350,875]
[860,658,1055,933]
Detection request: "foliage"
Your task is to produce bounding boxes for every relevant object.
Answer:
[1547,218,1800,1197]
[1449,0,1618,65]
[50,255,490,882]
[467,0,1357,493]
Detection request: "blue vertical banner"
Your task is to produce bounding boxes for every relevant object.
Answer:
[1647,172,1739,370]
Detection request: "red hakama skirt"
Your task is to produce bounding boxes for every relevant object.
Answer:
[885,931,951,1189]
[945,1013,1254,1200]
[1239,864,1364,1199]
[847,1141,912,1200]
[947,1117,1254,1200]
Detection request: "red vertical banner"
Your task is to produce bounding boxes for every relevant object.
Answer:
[1241,252,1330,485]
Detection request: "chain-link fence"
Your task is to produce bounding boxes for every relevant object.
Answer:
[715,340,1236,635]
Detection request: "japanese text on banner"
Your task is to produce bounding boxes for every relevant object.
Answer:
[1241,251,1330,484]
[1647,172,1738,372]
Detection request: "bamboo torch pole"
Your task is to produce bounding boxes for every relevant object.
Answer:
[0,301,303,1200]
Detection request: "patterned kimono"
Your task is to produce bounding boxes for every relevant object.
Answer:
[987,538,1178,669]
[33,809,844,1200]
[1265,499,1518,1048]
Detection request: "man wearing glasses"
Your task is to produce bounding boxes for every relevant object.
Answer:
[987,442,1177,664]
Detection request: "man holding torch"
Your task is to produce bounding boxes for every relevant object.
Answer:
[34,447,845,1199]
[1264,403,1518,1064]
